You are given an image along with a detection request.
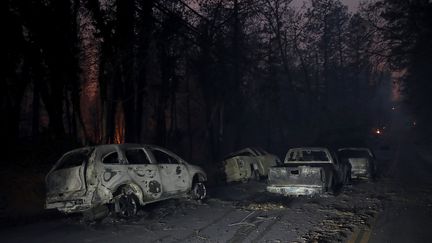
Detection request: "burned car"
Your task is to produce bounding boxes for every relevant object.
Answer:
[338,147,376,180]
[45,144,207,218]
[222,147,281,183]
[267,147,351,196]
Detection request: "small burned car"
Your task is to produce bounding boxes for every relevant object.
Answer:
[222,147,281,183]
[337,147,376,179]
[45,144,207,218]
[267,147,351,196]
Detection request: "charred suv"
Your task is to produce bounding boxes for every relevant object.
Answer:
[45,144,207,218]
[267,147,351,196]
[338,147,376,179]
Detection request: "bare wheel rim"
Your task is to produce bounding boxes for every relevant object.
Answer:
[118,194,137,218]
[192,182,206,200]
[253,170,260,181]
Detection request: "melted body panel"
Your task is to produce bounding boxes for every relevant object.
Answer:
[222,147,280,183]
[158,164,190,194]
[257,154,279,175]
[47,166,85,194]
[224,157,254,182]
[45,148,92,198]
[125,164,163,200]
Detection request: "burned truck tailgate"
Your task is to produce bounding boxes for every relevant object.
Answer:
[266,147,346,196]
[267,164,331,196]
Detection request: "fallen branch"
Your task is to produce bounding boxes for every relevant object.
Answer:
[228,211,255,227]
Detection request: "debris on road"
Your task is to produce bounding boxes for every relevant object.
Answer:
[242,202,286,211]
[228,211,255,226]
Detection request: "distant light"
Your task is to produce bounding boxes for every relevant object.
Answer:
[375,129,381,134]
[413,121,417,126]
[392,106,396,110]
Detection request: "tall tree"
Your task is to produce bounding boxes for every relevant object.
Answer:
[374,0,432,126]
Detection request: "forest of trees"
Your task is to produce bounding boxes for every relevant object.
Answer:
[2,0,431,166]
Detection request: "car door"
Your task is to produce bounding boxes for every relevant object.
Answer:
[123,146,163,200]
[148,148,190,195]
[253,148,278,176]
[223,156,252,182]
[234,150,257,178]
[97,147,129,192]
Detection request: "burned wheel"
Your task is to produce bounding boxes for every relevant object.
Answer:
[345,171,352,184]
[325,175,336,196]
[253,170,260,181]
[115,187,139,218]
[191,182,207,201]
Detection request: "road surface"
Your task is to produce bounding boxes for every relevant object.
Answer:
[352,124,432,243]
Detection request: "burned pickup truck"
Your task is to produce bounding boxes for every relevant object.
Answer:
[267,147,351,196]
[337,147,376,180]
[45,144,207,218]
[221,147,281,183]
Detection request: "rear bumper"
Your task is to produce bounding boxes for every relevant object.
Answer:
[351,168,371,179]
[267,185,323,196]
[45,199,92,213]
[46,190,95,214]
[45,185,113,213]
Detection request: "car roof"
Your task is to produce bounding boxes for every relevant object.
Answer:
[287,147,331,152]
[67,143,165,152]
[338,147,372,151]
[223,147,267,159]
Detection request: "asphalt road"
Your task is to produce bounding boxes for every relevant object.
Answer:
[345,117,432,243]
[366,127,432,243]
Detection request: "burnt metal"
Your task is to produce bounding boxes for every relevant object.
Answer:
[221,147,281,183]
[45,144,207,215]
[267,147,351,196]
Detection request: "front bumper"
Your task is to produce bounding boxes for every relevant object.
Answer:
[351,168,370,179]
[267,185,323,196]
